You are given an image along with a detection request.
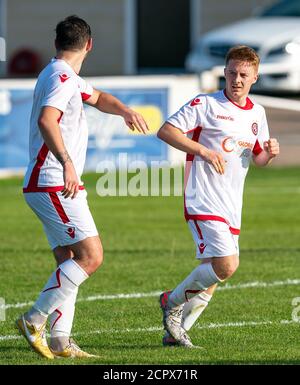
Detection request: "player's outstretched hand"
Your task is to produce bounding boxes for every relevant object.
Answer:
[263,138,280,158]
[201,148,226,175]
[62,161,80,199]
[122,108,149,134]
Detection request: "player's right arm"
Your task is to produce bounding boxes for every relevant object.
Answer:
[38,106,79,199]
[157,122,225,175]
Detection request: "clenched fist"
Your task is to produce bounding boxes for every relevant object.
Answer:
[263,138,280,159]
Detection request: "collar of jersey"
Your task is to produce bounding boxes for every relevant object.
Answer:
[52,57,77,75]
[223,89,254,110]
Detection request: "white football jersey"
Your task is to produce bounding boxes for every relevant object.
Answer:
[167,90,270,233]
[23,58,93,192]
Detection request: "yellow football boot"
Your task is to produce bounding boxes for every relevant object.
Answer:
[51,338,98,358]
[16,314,54,359]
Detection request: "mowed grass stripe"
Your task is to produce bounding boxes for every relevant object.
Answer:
[1,167,299,364]
[4,277,300,310]
[0,319,296,342]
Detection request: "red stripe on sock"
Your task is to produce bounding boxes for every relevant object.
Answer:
[43,268,62,293]
[185,289,202,302]
[51,309,62,330]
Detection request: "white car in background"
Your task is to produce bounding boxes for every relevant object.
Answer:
[186,0,300,93]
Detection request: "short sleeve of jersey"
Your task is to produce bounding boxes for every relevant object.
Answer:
[253,107,270,155]
[41,73,77,113]
[77,76,93,101]
[166,95,208,134]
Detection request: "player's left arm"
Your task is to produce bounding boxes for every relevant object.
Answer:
[84,89,149,134]
[252,138,280,167]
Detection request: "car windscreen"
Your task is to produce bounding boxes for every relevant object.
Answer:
[261,0,300,17]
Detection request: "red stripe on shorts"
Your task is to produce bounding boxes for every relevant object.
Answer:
[194,220,203,240]
[23,185,85,193]
[49,192,70,224]
[186,214,240,235]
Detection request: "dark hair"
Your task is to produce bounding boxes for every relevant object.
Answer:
[55,15,91,51]
[225,45,260,70]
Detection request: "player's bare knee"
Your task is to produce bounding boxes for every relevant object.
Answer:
[70,236,103,274]
[87,244,104,273]
[212,255,239,281]
[93,247,104,269]
[53,246,73,266]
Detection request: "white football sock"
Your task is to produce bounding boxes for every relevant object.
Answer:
[30,259,88,322]
[50,286,78,338]
[169,263,222,307]
[26,307,47,328]
[181,291,212,331]
[49,286,78,351]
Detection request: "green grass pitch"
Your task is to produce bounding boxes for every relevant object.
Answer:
[0,166,299,365]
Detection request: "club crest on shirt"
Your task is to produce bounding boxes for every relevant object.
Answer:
[251,122,258,135]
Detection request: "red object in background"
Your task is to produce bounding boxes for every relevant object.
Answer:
[9,48,41,76]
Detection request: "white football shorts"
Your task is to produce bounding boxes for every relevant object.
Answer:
[188,219,239,259]
[24,189,98,250]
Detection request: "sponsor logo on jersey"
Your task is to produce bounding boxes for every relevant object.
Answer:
[222,136,235,153]
[222,136,254,153]
[59,73,70,83]
[238,140,253,149]
[190,97,202,107]
[66,227,76,239]
[198,243,207,254]
[216,114,234,121]
[251,122,258,135]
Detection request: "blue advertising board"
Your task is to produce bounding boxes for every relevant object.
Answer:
[0,86,168,171]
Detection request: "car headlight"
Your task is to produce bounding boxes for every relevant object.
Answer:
[285,42,300,55]
[268,41,300,57]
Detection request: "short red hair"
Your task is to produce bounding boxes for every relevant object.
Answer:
[225,45,260,71]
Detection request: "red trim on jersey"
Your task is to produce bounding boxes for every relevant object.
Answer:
[23,185,85,193]
[184,126,203,228]
[49,192,70,224]
[25,112,63,192]
[185,126,202,162]
[185,126,202,134]
[252,139,263,156]
[81,92,91,101]
[51,309,63,330]
[194,220,203,239]
[184,126,201,218]
[57,111,63,123]
[26,143,49,190]
[223,89,254,110]
[43,268,62,293]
